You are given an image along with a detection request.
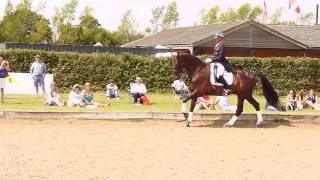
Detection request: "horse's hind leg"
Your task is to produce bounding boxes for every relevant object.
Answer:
[224,96,244,127]
[186,98,197,127]
[246,96,263,126]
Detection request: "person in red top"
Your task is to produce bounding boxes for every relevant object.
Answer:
[194,95,214,111]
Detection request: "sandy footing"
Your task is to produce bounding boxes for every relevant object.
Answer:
[0,119,320,179]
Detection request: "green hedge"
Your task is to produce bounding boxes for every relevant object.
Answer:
[1,49,320,94]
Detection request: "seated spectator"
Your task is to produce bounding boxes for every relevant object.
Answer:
[295,90,304,110]
[44,82,64,106]
[82,82,110,108]
[127,80,134,104]
[214,96,237,111]
[303,89,320,110]
[171,78,188,100]
[68,84,85,107]
[106,79,120,100]
[194,95,214,111]
[286,90,296,111]
[130,77,147,105]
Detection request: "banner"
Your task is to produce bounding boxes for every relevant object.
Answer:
[4,73,53,95]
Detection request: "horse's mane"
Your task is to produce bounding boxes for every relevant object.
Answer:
[178,53,206,68]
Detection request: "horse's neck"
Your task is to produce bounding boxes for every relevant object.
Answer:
[184,58,206,78]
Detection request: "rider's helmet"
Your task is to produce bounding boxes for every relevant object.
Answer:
[214,32,224,39]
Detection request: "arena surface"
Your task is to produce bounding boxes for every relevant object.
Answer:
[0,119,320,179]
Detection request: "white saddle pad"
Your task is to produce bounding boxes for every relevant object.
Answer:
[209,63,233,86]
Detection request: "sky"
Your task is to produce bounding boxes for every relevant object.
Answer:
[0,0,319,31]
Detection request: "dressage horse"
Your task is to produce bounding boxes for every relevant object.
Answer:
[172,53,281,127]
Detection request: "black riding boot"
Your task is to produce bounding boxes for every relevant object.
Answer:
[218,76,232,95]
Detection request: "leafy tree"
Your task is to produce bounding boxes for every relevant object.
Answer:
[219,7,237,22]
[4,0,13,15]
[52,0,78,41]
[271,7,283,24]
[149,6,165,33]
[162,1,179,29]
[0,0,52,43]
[117,10,143,45]
[201,5,220,25]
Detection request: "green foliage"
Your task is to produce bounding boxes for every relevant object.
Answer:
[1,49,320,94]
[162,1,179,29]
[0,0,52,43]
[201,5,220,25]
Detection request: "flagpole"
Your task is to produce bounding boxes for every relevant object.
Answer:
[316,4,319,24]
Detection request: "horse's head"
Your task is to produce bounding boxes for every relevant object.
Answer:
[172,52,184,78]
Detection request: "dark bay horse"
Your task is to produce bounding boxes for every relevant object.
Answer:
[172,53,281,127]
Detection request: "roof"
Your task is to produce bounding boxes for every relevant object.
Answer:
[123,21,242,47]
[123,20,320,49]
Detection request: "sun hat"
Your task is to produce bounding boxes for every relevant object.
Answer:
[34,54,41,59]
[135,77,143,82]
[72,84,80,91]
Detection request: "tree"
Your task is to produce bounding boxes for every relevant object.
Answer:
[200,5,220,25]
[298,12,314,25]
[52,0,78,41]
[149,6,165,33]
[271,7,283,24]
[4,0,13,16]
[219,7,237,22]
[117,10,143,45]
[0,0,52,43]
[162,1,179,29]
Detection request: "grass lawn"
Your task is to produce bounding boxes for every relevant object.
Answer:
[1,92,320,115]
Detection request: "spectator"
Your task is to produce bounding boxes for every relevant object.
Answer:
[30,54,47,98]
[0,56,10,103]
[295,90,304,110]
[303,89,319,110]
[130,77,147,105]
[214,96,237,111]
[67,84,84,107]
[82,82,110,108]
[286,90,296,111]
[171,78,188,100]
[106,79,120,100]
[44,82,64,106]
[194,95,214,111]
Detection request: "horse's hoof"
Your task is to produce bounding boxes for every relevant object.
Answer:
[223,123,235,128]
[186,123,191,127]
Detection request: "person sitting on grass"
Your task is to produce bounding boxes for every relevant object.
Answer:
[214,96,237,111]
[295,90,304,110]
[130,77,147,105]
[194,95,214,111]
[303,89,319,110]
[82,82,110,108]
[106,79,120,100]
[286,90,296,111]
[44,82,64,106]
[171,78,188,100]
[67,84,85,107]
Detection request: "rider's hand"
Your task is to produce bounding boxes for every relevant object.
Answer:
[205,58,211,64]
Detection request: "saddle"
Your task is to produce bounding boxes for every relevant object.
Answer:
[209,62,233,86]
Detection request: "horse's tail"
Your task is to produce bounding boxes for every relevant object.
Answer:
[258,74,283,111]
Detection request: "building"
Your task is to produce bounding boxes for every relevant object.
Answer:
[123,20,320,57]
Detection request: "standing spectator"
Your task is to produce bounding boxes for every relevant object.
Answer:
[130,77,147,105]
[106,79,120,100]
[171,78,188,100]
[44,82,64,106]
[304,89,319,110]
[286,90,296,111]
[30,54,47,98]
[214,96,237,111]
[0,56,10,103]
[295,90,304,110]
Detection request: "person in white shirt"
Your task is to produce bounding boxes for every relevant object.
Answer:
[106,79,120,100]
[214,96,237,111]
[171,78,188,100]
[130,77,147,104]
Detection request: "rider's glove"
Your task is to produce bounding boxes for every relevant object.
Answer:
[205,58,212,64]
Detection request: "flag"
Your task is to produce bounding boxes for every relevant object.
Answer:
[295,6,301,13]
[289,0,296,9]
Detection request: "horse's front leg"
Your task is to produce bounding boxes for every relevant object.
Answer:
[181,89,198,121]
[186,98,197,127]
[182,89,198,104]
[224,96,244,128]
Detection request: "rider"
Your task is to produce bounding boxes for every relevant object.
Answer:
[207,32,233,95]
